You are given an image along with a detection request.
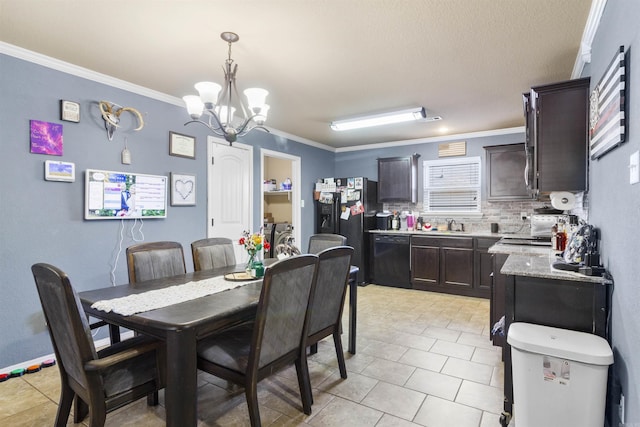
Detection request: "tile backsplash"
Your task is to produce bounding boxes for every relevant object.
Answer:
[383,193,587,234]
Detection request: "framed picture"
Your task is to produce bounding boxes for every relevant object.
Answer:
[169,131,196,159]
[44,160,75,182]
[590,45,626,160]
[60,100,80,123]
[171,173,196,206]
[30,120,63,156]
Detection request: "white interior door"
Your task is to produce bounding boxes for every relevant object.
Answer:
[207,136,253,263]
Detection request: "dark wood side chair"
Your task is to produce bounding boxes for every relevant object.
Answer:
[126,241,186,283]
[191,237,237,271]
[307,246,354,379]
[196,254,319,427]
[31,263,165,427]
[307,233,347,254]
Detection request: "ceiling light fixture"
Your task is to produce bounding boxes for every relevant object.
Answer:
[330,107,441,131]
[182,32,270,144]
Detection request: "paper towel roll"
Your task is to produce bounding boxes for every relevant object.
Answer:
[550,191,576,211]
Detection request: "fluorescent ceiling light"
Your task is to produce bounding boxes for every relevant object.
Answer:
[331,107,437,131]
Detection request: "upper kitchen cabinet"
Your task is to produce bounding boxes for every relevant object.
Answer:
[523,77,590,196]
[484,143,532,201]
[378,154,420,203]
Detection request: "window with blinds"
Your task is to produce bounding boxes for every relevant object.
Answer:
[423,157,481,214]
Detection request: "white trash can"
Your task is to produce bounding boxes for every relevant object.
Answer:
[507,322,613,427]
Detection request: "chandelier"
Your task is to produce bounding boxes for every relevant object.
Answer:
[182,32,270,144]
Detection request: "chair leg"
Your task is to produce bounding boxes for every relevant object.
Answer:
[108,323,121,344]
[333,329,348,379]
[295,356,313,413]
[87,403,107,427]
[55,384,74,427]
[245,381,261,427]
[309,342,318,355]
[147,391,159,406]
[73,395,89,424]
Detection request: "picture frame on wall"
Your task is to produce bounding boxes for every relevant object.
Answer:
[169,131,196,159]
[589,45,626,160]
[60,100,80,123]
[170,173,196,206]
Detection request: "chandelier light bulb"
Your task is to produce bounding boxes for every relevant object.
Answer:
[194,81,222,109]
[182,95,204,119]
[244,88,269,111]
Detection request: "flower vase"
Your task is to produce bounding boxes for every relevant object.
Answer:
[245,253,256,275]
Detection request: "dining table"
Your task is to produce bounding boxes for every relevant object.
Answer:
[79,261,358,427]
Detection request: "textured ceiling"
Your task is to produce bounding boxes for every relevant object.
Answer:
[0,0,592,149]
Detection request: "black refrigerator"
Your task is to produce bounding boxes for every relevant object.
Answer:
[315,177,381,284]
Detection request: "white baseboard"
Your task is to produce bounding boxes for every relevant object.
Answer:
[1,331,135,373]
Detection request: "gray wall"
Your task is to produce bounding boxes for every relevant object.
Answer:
[588,0,640,424]
[0,53,334,367]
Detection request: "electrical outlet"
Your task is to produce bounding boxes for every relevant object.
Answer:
[521,212,528,221]
[619,393,625,423]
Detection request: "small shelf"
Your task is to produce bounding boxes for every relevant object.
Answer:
[264,190,292,200]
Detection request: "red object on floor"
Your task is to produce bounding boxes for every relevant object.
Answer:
[0,373,9,382]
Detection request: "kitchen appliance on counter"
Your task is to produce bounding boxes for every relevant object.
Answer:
[531,214,565,237]
[376,212,393,230]
[315,177,381,284]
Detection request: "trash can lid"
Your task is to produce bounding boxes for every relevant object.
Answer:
[507,322,613,366]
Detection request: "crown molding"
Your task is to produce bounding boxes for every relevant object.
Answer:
[572,0,607,78]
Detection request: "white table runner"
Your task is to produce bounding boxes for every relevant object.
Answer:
[91,275,260,316]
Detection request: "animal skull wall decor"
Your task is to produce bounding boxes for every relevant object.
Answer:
[99,101,144,140]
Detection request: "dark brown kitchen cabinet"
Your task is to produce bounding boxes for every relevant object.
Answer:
[377,155,419,203]
[475,237,499,299]
[484,144,532,201]
[490,252,510,348]
[411,236,476,297]
[523,77,590,196]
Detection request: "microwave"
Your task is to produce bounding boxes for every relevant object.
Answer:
[531,214,564,237]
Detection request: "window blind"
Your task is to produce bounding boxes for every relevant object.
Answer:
[423,157,481,213]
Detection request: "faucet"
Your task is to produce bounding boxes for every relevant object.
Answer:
[447,219,455,231]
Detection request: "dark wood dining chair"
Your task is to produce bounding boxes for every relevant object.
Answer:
[196,254,319,427]
[191,237,237,271]
[31,263,165,427]
[307,246,354,379]
[307,233,347,254]
[126,241,186,283]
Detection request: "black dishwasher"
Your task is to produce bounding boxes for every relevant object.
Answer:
[372,234,411,288]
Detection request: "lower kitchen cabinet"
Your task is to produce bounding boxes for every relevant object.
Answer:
[490,252,509,348]
[411,235,481,297]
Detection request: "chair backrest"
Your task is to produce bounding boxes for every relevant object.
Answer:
[307,233,347,254]
[191,238,237,271]
[308,246,354,337]
[31,263,98,390]
[126,241,186,283]
[250,254,318,370]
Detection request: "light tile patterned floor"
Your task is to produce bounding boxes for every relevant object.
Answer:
[0,285,504,426]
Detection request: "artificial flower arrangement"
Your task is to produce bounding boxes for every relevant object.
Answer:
[239,230,270,276]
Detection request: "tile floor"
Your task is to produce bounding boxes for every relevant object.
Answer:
[0,284,504,426]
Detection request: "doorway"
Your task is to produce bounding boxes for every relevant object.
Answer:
[261,149,301,254]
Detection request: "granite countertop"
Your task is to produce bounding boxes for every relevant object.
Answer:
[500,251,611,284]
[368,229,509,238]
[488,242,555,256]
